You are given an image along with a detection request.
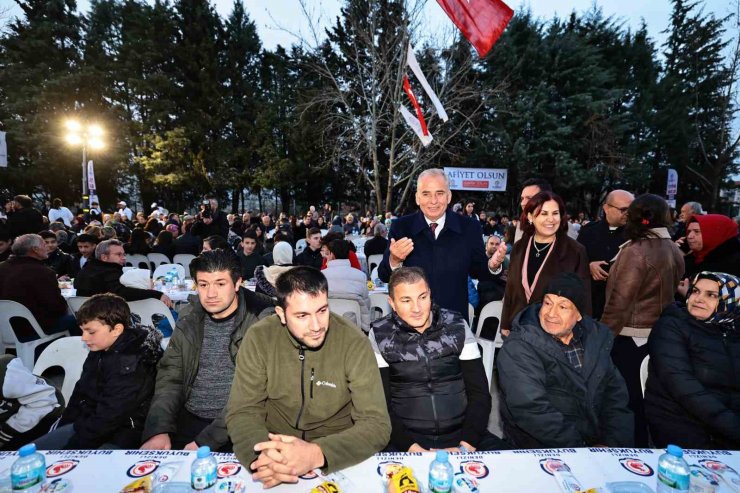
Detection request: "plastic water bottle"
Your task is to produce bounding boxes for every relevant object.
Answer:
[10,444,45,492]
[657,444,690,493]
[191,446,217,491]
[429,450,454,493]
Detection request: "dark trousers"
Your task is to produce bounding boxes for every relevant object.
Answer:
[611,335,649,447]
[171,408,232,452]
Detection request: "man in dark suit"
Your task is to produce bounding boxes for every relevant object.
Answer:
[377,169,507,320]
[577,189,634,319]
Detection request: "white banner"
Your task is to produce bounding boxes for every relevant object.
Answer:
[444,167,508,192]
[666,168,678,196]
[87,160,96,192]
[0,131,7,167]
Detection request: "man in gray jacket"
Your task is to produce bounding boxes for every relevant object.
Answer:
[140,250,273,451]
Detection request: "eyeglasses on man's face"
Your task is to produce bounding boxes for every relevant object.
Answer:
[606,203,629,214]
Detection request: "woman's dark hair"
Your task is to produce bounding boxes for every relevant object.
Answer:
[144,217,160,233]
[203,235,231,251]
[128,228,150,249]
[190,249,241,283]
[275,266,328,309]
[503,224,516,244]
[52,198,62,209]
[154,230,174,247]
[77,293,131,331]
[520,191,568,237]
[623,194,671,241]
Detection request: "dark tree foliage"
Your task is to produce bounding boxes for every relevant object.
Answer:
[0,0,736,216]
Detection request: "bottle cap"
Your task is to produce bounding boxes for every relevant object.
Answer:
[196,445,211,459]
[18,443,37,457]
[436,450,449,462]
[667,444,683,458]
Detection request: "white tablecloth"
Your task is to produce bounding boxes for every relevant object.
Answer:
[2,448,738,492]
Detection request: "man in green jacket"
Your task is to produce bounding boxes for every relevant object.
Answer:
[140,250,273,451]
[226,266,390,489]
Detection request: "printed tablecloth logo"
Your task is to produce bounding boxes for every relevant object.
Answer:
[46,459,79,477]
[376,461,404,479]
[127,459,161,478]
[217,461,242,478]
[299,469,319,480]
[619,458,654,477]
[539,458,570,476]
[460,460,489,479]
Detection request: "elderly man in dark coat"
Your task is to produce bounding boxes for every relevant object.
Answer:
[497,273,633,448]
[377,169,507,320]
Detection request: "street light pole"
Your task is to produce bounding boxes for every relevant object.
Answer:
[81,141,87,199]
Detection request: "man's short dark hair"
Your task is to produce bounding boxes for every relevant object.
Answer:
[77,293,131,331]
[13,195,33,208]
[190,249,241,283]
[38,230,56,240]
[76,233,99,244]
[321,231,343,246]
[388,266,429,298]
[306,227,321,238]
[273,231,291,244]
[521,178,552,192]
[242,229,258,241]
[203,235,231,251]
[327,239,350,260]
[275,266,328,309]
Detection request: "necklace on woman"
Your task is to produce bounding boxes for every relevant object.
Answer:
[533,240,552,258]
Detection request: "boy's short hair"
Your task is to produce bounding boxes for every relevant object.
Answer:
[306,227,321,238]
[77,293,131,331]
[242,230,258,241]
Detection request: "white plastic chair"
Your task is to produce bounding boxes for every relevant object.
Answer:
[66,296,90,315]
[367,254,383,277]
[0,300,70,370]
[328,298,363,330]
[295,239,307,255]
[33,336,88,405]
[128,299,177,346]
[468,304,475,325]
[152,263,186,280]
[640,355,650,397]
[320,229,328,237]
[125,254,150,270]
[369,292,391,321]
[477,336,496,389]
[476,300,504,348]
[173,254,196,279]
[147,253,171,270]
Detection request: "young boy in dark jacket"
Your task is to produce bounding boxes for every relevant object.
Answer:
[34,294,163,449]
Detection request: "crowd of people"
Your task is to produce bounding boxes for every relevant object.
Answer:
[0,167,738,488]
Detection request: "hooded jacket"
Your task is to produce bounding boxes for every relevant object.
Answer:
[684,214,740,278]
[226,313,391,473]
[143,287,274,449]
[497,304,633,448]
[61,325,163,449]
[645,298,740,449]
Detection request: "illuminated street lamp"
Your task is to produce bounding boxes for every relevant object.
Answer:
[64,119,105,202]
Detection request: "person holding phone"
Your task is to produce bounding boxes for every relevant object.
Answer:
[577,190,634,319]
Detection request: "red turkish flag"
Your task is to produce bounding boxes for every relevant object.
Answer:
[436,0,514,57]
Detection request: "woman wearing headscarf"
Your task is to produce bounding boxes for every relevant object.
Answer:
[254,242,295,298]
[682,214,740,279]
[645,272,740,449]
[601,194,684,446]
